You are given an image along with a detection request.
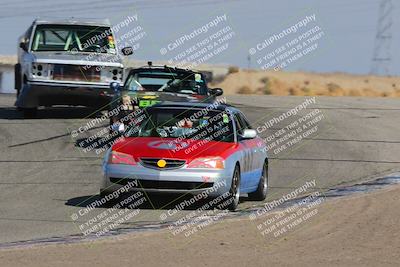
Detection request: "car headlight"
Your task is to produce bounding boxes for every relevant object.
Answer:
[187,157,225,169]
[31,63,52,80]
[108,151,136,165]
[101,67,123,83]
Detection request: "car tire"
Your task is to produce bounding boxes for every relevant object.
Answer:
[22,107,37,119]
[226,165,241,211]
[248,161,268,201]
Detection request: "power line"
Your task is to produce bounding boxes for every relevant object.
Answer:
[370,0,393,75]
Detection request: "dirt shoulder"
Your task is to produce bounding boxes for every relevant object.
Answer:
[0,184,399,267]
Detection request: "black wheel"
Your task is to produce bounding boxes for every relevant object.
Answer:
[248,161,268,201]
[22,107,37,119]
[226,165,241,211]
[14,63,21,95]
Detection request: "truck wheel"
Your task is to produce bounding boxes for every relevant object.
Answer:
[14,64,21,96]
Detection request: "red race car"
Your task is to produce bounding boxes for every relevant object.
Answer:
[101,102,268,211]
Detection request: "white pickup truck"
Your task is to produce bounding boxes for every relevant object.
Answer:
[15,18,133,118]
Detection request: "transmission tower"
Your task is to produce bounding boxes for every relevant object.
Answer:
[371,0,393,75]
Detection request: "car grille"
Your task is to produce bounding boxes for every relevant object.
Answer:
[53,64,101,82]
[110,178,213,190]
[140,158,186,170]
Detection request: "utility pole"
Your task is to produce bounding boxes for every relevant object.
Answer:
[371,0,393,76]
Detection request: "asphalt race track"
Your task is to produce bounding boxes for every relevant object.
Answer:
[0,94,399,244]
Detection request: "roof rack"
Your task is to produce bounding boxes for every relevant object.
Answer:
[133,65,198,73]
[33,17,111,26]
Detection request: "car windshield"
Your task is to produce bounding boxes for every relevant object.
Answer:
[31,25,116,53]
[125,108,234,142]
[124,70,208,95]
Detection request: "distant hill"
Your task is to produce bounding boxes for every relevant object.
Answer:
[212,70,400,97]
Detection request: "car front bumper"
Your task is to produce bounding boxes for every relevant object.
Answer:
[102,163,232,197]
[15,80,115,108]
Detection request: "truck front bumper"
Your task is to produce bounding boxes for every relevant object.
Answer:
[15,80,115,108]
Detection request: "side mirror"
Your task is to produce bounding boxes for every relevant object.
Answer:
[110,81,121,92]
[241,129,257,139]
[121,47,134,56]
[19,42,28,52]
[210,88,223,96]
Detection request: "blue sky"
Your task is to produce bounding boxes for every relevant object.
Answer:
[0,0,397,75]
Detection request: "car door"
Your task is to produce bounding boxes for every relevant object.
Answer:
[233,113,252,191]
[236,112,262,191]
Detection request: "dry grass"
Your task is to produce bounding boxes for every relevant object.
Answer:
[227,66,240,74]
[211,70,400,97]
[237,86,253,94]
[0,55,17,66]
